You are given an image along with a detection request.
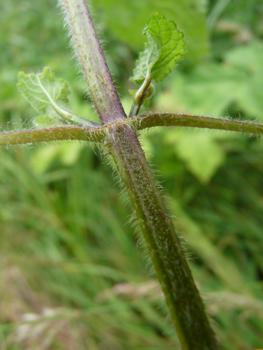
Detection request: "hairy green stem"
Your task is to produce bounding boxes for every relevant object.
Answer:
[1,113,263,146]
[59,0,126,123]
[135,113,263,134]
[0,126,105,145]
[129,72,153,118]
[107,123,218,349]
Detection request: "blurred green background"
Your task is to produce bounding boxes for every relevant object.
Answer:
[1,0,263,349]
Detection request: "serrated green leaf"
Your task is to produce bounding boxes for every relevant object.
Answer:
[17,67,98,127]
[17,67,71,113]
[131,13,187,85]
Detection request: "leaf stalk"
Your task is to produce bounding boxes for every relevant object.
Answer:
[129,72,153,117]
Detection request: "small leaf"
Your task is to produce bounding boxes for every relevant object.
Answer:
[17,67,97,127]
[17,67,71,113]
[131,13,187,85]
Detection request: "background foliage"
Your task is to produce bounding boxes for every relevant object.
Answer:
[0,0,263,349]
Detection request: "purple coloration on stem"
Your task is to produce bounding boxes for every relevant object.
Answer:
[108,123,218,349]
[60,0,126,124]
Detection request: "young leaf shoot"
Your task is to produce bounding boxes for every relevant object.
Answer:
[129,13,186,117]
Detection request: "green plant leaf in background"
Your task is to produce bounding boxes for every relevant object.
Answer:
[168,130,225,183]
[30,143,85,174]
[224,40,263,121]
[17,67,95,127]
[131,13,186,85]
[160,40,263,121]
[93,0,209,62]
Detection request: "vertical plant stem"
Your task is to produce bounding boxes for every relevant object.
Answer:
[107,123,218,350]
[60,0,126,123]
[61,1,218,348]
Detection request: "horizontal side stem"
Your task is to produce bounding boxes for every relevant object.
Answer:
[0,126,105,146]
[107,123,218,350]
[134,113,263,134]
[1,113,263,146]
